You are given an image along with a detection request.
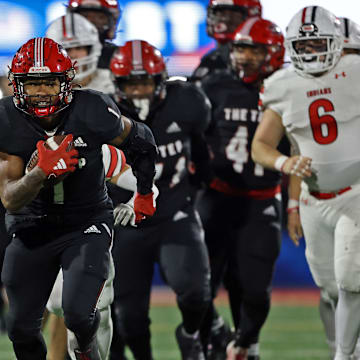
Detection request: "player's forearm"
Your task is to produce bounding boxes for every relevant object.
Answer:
[251,139,285,171]
[2,167,46,211]
[288,175,302,201]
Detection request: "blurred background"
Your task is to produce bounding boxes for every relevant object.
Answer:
[0,0,358,288]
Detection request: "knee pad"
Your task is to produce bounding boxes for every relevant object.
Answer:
[64,309,100,339]
[176,277,211,308]
[335,216,360,292]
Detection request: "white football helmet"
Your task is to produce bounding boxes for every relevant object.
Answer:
[46,13,102,81]
[339,17,360,50]
[285,6,342,75]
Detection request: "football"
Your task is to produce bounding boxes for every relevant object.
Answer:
[26,135,75,186]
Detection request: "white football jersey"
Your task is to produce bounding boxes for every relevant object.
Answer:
[261,55,360,191]
[82,68,115,95]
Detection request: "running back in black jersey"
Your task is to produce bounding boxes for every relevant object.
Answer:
[190,44,230,84]
[0,90,124,232]
[114,80,211,223]
[201,69,281,191]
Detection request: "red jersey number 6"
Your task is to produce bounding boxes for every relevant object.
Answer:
[309,98,338,145]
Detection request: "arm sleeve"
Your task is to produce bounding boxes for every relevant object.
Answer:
[188,85,214,185]
[102,144,126,180]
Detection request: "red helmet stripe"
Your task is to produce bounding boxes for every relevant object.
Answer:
[62,15,68,39]
[131,40,143,71]
[301,6,317,24]
[62,13,75,39]
[301,7,307,24]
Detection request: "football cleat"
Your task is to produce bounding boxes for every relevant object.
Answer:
[208,320,234,360]
[175,324,206,360]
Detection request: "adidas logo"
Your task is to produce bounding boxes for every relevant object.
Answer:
[84,225,101,234]
[173,210,188,222]
[263,205,276,216]
[166,122,182,134]
[53,158,67,170]
[74,137,87,147]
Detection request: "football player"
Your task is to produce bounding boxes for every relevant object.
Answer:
[45,14,126,360]
[67,0,121,68]
[191,2,263,354]
[46,13,114,94]
[340,17,360,55]
[190,0,262,85]
[197,18,284,360]
[109,40,212,360]
[0,74,12,335]
[0,37,157,360]
[47,144,158,360]
[285,15,360,359]
[252,6,360,360]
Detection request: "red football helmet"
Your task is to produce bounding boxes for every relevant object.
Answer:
[207,0,262,43]
[110,40,167,113]
[230,17,284,82]
[8,37,75,117]
[68,0,121,41]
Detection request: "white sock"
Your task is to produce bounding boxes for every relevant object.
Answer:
[248,343,260,356]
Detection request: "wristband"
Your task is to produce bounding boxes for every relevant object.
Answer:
[287,199,299,214]
[287,206,299,214]
[288,199,299,209]
[274,155,289,172]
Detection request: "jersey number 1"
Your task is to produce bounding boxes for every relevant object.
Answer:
[309,98,338,145]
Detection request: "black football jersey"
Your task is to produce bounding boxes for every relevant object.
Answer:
[98,41,117,69]
[190,44,230,83]
[201,70,281,190]
[115,80,211,223]
[0,90,124,229]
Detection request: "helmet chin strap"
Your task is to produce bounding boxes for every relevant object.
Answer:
[132,98,150,121]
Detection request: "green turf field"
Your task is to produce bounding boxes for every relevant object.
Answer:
[0,302,330,360]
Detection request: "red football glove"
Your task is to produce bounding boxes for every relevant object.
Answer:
[134,192,156,224]
[37,134,79,178]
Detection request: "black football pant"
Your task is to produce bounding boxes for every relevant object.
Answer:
[0,204,11,320]
[112,205,211,360]
[197,189,281,348]
[1,220,113,360]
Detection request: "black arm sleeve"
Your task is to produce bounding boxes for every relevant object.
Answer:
[120,119,158,194]
[190,133,214,187]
